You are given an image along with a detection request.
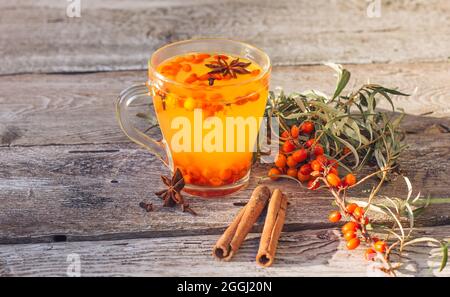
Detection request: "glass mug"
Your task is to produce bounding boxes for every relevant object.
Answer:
[116,39,271,197]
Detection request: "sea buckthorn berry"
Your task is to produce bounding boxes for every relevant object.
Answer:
[201,101,211,110]
[344,231,357,242]
[310,160,323,172]
[315,155,328,166]
[251,69,261,76]
[281,130,290,139]
[301,121,315,134]
[363,217,370,225]
[329,166,339,176]
[365,248,377,261]
[268,168,282,181]
[214,54,229,60]
[282,140,296,153]
[174,56,185,63]
[343,147,351,155]
[299,164,312,175]
[198,73,209,81]
[196,53,211,60]
[182,64,192,72]
[346,238,361,250]
[192,91,207,100]
[170,62,182,70]
[184,73,198,84]
[344,174,357,187]
[209,73,223,81]
[346,203,358,214]
[292,149,308,163]
[210,177,223,186]
[275,154,287,168]
[222,73,232,80]
[186,166,201,180]
[305,138,315,148]
[161,65,174,73]
[202,167,215,179]
[290,125,300,138]
[307,178,320,190]
[328,159,338,167]
[235,98,248,105]
[219,168,232,181]
[287,168,298,178]
[374,241,387,253]
[246,92,260,102]
[210,93,223,101]
[326,173,341,187]
[313,144,324,156]
[183,97,196,111]
[353,206,365,219]
[213,104,224,112]
[183,174,193,184]
[310,170,321,177]
[328,211,342,223]
[297,172,311,182]
[192,57,205,64]
[184,54,195,61]
[342,221,359,234]
[286,156,298,168]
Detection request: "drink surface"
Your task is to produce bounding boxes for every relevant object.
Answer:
[150,52,269,192]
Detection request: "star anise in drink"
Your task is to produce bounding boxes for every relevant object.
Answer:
[205,57,251,85]
[154,168,197,215]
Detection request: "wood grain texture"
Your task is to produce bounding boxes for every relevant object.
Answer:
[1,0,450,74]
[1,62,449,147]
[0,227,448,277]
[0,131,449,244]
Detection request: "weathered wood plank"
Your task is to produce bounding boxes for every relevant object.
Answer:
[1,62,449,147]
[0,227,448,277]
[1,0,450,74]
[0,131,449,244]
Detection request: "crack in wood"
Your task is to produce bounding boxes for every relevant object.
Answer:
[1,221,449,246]
[68,149,121,154]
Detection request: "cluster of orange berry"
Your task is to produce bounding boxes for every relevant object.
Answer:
[268,121,357,190]
[329,203,387,261]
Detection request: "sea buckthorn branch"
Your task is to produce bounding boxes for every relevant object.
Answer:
[263,64,448,275]
[325,168,398,275]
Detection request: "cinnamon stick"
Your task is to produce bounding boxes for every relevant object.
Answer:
[256,189,288,267]
[212,185,271,261]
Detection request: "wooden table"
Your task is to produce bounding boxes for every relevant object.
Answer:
[0,0,449,277]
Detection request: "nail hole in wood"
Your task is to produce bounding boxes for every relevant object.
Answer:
[53,235,67,242]
[110,180,119,184]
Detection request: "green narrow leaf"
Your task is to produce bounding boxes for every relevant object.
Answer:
[333,70,351,100]
[439,242,448,272]
[324,63,351,100]
[403,237,441,246]
[381,87,410,97]
[376,89,396,111]
[326,131,360,168]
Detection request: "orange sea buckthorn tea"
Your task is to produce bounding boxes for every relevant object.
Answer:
[117,39,271,197]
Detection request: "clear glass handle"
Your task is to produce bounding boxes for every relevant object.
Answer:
[115,83,168,167]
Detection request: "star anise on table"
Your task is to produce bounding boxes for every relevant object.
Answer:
[205,57,251,85]
[154,168,197,215]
